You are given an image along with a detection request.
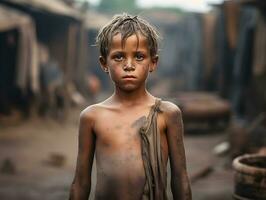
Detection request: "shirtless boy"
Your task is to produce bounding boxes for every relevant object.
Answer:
[69,13,191,200]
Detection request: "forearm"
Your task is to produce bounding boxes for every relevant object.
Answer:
[171,174,192,200]
[70,109,95,200]
[69,181,91,200]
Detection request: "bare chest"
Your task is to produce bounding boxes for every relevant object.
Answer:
[95,113,146,149]
[93,113,148,181]
[92,107,168,197]
[93,110,167,158]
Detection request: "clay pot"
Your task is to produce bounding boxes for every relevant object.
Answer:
[233,154,266,199]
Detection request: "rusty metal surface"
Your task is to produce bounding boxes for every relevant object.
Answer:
[233,154,266,199]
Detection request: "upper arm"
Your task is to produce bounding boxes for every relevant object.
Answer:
[162,101,191,199]
[74,107,96,186]
[162,101,187,176]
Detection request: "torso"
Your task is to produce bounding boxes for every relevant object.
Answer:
[91,100,168,200]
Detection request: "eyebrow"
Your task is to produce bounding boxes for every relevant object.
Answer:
[110,51,124,55]
[110,49,147,53]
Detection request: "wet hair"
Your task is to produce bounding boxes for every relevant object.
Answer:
[96,13,160,59]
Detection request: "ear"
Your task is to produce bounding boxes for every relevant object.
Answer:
[99,56,109,73]
[149,55,159,73]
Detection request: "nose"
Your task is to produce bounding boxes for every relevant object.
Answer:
[123,59,135,71]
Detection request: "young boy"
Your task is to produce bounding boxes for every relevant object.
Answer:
[69,13,191,200]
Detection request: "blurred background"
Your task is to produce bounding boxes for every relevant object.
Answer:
[0,0,265,199]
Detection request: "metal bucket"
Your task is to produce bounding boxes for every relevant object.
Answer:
[232,154,266,200]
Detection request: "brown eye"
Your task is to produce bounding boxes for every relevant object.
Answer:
[113,53,124,62]
[135,53,144,61]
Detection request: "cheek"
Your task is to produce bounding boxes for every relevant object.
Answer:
[109,66,121,74]
[109,67,122,80]
[139,64,150,73]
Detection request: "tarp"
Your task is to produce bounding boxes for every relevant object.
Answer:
[0,1,88,98]
[1,0,81,20]
[0,5,39,93]
[0,5,32,31]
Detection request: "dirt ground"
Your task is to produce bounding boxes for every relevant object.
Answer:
[0,101,234,200]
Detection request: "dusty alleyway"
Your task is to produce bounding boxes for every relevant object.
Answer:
[0,104,234,200]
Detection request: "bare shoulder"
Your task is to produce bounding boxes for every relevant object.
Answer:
[160,100,182,118]
[79,103,104,125]
[159,101,184,139]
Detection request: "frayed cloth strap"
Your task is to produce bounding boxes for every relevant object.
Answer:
[140,98,167,200]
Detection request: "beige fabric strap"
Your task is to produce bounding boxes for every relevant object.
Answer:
[140,99,167,200]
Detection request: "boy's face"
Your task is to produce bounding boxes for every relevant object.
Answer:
[99,33,158,92]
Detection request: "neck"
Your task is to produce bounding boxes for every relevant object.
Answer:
[112,86,152,106]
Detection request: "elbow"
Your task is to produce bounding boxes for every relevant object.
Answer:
[171,176,192,200]
[69,180,91,200]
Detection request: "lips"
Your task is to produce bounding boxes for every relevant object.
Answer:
[122,75,136,79]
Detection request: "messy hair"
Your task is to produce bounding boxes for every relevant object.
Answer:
[96,13,160,59]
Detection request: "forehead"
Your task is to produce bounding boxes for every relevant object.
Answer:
[110,33,149,50]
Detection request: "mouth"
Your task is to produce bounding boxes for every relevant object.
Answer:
[122,75,136,79]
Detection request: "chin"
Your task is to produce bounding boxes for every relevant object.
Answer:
[118,84,140,92]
